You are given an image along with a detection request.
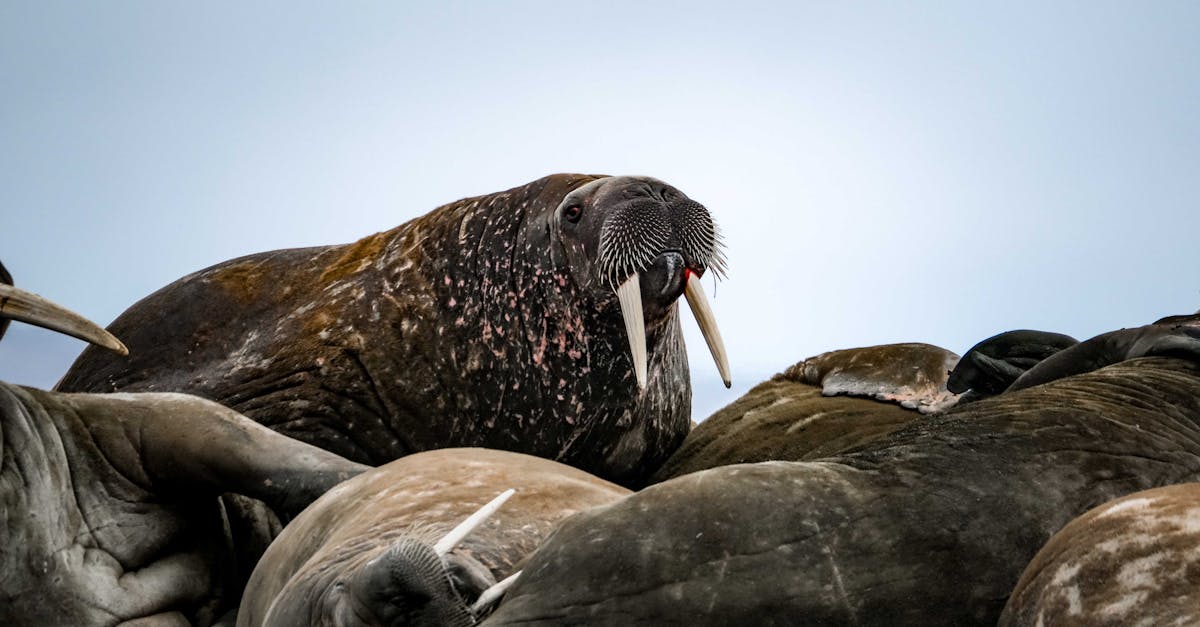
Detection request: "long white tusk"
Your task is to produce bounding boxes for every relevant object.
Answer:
[0,284,128,355]
[615,273,648,390]
[433,488,515,556]
[684,273,731,388]
[471,570,521,615]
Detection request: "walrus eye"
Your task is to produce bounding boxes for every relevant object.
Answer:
[563,204,582,223]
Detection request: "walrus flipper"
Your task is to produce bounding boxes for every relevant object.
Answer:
[800,343,961,414]
[947,330,1079,401]
[1011,316,1200,392]
[116,392,369,517]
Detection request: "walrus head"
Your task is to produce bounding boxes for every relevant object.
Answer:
[551,176,730,389]
[0,260,127,354]
[264,490,519,626]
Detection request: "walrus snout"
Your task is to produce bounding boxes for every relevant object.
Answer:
[592,185,730,391]
[639,251,689,317]
[557,175,731,391]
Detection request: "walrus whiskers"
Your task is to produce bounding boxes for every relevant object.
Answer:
[433,488,515,555]
[683,272,731,388]
[0,282,128,355]
[615,274,648,390]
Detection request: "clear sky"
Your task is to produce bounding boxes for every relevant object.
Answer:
[2,2,1198,421]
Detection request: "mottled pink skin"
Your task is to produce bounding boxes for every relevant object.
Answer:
[58,174,704,487]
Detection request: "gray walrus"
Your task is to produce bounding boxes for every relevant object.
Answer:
[651,343,961,481]
[58,174,731,487]
[481,320,1200,626]
[238,448,629,627]
[0,263,367,626]
[1001,482,1200,627]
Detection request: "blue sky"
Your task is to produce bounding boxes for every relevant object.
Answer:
[2,2,1198,420]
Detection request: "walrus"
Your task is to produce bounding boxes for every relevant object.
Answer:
[0,263,367,626]
[1008,313,1200,392]
[238,448,630,627]
[481,321,1200,625]
[58,174,731,487]
[651,343,962,481]
[946,329,1079,403]
[1001,483,1200,627]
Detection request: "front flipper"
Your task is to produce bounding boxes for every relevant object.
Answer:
[947,330,1078,402]
[1010,315,1200,392]
[74,391,368,517]
[797,343,962,414]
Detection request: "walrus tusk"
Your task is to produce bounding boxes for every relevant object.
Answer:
[471,570,521,614]
[433,488,515,556]
[615,274,648,390]
[684,272,731,388]
[0,284,128,355]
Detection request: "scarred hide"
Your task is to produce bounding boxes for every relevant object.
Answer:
[58,174,730,487]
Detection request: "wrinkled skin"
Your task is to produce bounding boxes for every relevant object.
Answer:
[652,343,959,482]
[59,174,725,487]
[0,385,365,626]
[484,341,1200,625]
[1001,483,1200,627]
[239,448,629,627]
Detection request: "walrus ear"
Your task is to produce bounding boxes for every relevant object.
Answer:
[0,276,128,355]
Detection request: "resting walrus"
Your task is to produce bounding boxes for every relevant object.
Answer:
[652,343,962,481]
[481,320,1200,626]
[0,262,367,626]
[1001,482,1200,627]
[238,448,630,627]
[58,174,730,486]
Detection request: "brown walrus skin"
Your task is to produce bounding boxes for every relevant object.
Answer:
[238,448,630,627]
[59,174,729,487]
[482,352,1200,626]
[1001,482,1200,627]
[651,343,962,482]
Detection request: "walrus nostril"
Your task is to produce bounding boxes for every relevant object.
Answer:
[641,252,687,300]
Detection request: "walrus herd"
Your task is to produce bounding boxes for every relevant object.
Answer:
[4,174,1200,625]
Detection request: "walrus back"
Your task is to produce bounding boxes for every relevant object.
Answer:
[58,245,338,395]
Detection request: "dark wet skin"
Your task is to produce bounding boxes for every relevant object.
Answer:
[0,261,14,341]
[484,354,1200,626]
[58,174,725,487]
[947,330,1079,402]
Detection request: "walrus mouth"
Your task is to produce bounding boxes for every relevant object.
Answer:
[0,282,128,355]
[429,488,524,616]
[598,194,731,392]
[615,269,731,390]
